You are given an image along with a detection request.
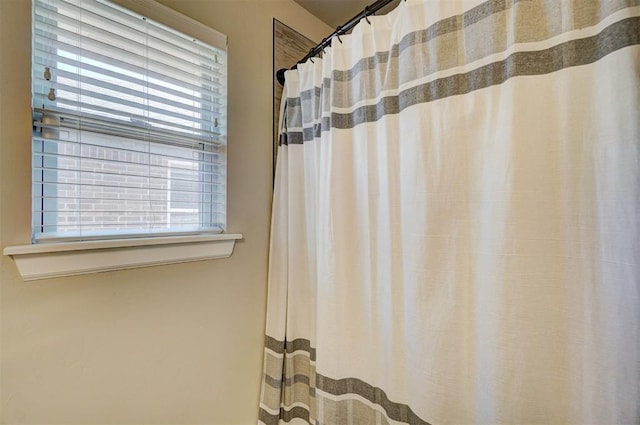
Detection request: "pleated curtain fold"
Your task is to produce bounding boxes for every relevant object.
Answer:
[260,1,640,423]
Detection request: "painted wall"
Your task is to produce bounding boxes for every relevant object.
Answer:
[0,1,330,423]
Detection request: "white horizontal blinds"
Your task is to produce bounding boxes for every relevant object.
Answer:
[32,0,227,241]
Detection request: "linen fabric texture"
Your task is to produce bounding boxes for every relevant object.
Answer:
[260,0,640,423]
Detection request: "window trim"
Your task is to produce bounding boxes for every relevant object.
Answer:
[3,233,243,281]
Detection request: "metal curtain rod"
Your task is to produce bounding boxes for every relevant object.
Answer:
[276,0,401,85]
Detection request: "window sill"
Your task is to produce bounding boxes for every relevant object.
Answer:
[3,233,243,281]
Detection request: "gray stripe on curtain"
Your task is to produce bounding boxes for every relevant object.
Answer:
[265,335,317,360]
[261,337,433,425]
[263,371,315,392]
[319,0,637,107]
[284,16,640,141]
[259,406,311,424]
[316,375,432,425]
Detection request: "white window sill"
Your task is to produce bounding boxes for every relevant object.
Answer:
[3,233,243,281]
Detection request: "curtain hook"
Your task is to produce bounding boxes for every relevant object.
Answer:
[364,6,371,24]
[321,38,327,54]
[335,26,343,43]
[308,47,316,63]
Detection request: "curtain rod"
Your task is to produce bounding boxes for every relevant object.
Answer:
[276,0,401,85]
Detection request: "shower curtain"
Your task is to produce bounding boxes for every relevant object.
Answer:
[260,0,640,423]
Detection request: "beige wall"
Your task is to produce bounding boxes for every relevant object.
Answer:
[0,1,330,423]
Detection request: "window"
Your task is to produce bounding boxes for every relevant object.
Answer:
[31,0,227,242]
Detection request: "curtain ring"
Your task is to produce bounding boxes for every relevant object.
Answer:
[364,6,371,24]
[335,26,343,43]
[321,38,327,54]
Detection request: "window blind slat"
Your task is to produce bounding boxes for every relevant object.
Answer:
[33,4,223,75]
[35,0,223,60]
[32,19,224,81]
[34,75,222,130]
[35,181,223,196]
[32,60,223,114]
[33,165,225,183]
[33,108,225,147]
[32,138,225,164]
[33,34,224,94]
[33,55,223,111]
[33,97,223,140]
[34,195,224,205]
[33,146,225,168]
[37,223,223,229]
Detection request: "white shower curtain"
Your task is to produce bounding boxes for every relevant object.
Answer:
[260,0,640,423]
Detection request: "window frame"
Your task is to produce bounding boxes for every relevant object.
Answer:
[31,0,228,242]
